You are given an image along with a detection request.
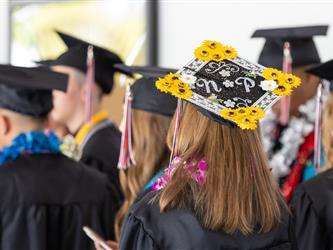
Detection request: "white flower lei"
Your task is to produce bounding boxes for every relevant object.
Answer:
[260,84,329,179]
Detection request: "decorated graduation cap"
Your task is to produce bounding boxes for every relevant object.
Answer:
[0,65,68,117]
[155,40,302,130]
[115,64,178,169]
[40,30,126,94]
[252,25,329,69]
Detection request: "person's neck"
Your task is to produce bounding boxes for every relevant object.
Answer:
[67,103,103,134]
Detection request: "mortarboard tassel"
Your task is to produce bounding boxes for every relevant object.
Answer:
[279,42,292,125]
[314,83,323,171]
[118,85,136,170]
[85,45,95,123]
[169,99,184,163]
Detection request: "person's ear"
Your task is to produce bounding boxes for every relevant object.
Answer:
[80,83,88,103]
[0,113,11,136]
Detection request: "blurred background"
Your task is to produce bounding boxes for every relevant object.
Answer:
[0,0,333,124]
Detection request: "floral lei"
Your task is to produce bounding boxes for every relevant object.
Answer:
[0,131,61,164]
[261,94,322,179]
[152,156,208,191]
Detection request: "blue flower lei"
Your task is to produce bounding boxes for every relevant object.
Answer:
[0,131,61,164]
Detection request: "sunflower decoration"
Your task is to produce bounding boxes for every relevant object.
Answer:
[280,74,301,88]
[165,73,180,82]
[202,40,223,50]
[194,40,238,62]
[171,84,193,99]
[221,46,238,60]
[261,68,301,97]
[194,46,212,61]
[236,116,258,130]
[219,107,264,130]
[155,78,174,93]
[156,73,193,100]
[220,108,240,121]
[247,106,265,119]
[273,83,292,96]
[262,68,283,80]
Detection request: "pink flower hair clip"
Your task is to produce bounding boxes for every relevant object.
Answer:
[152,156,208,192]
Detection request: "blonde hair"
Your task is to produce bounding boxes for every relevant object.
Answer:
[114,109,172,240]
[158,103,284,234]
[322,92,333,169]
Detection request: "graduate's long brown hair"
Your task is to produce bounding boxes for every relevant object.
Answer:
[322,92,333,169]
[114,109,172,240]
[158,103,284,234]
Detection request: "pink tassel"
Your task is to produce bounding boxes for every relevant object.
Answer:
[279,42,292,125]
[118,85,136,170]
[314,83,323,171]
[85,45,95,123]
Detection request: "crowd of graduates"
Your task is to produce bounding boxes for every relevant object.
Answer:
[0,25,333,250]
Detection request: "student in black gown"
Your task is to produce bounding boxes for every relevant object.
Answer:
[0,65,117,250]
[39,31,130,203]
[113,65,177,242]
[118,40,298,249]
[291,59,333,249]
[252,26,328,202]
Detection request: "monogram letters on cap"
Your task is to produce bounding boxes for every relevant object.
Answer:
[156,40,301,130]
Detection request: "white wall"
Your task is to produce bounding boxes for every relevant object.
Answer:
[0,0,10,63]
[158,0,333,68]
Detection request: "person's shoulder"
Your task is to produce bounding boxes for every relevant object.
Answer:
[299,168,333,198]
[292,168,333,220]
[81,122,121,163]
[125,193,294,249]
[0,154,110,206]
[85,122,121,148]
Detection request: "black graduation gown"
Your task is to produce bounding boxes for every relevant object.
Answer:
[80,121,123,204]
[291,168,333,250]
[120,192,297,250]
[0,153,118,250]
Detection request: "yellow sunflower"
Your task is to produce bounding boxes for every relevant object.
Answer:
[155,78,174,93]
[236,116,258,130]
[171,86,193,99]
[273,83,292,96]
[281,74,301,88]
[209,51,226,62]
[221,46,238,59]
[236,107,250,117]
[194,46,211,61]
[247,107,265,119]
[202,40,223,50]
[165,73,180,82]
[219,108,239,121]
[262,68,283,80]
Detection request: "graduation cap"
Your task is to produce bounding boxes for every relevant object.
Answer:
[116,64,178,170]
[114,64,178,117]
[155,40,302,130]
[39,31,127,94]
[305,60,333,173]
[0,65,68,117]
[252,25,329,69]
[307,59,333,81]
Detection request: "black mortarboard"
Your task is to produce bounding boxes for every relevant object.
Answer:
[39,31,127,94]
[252,25,329,69]
[307,59,333,91]
[114,64,178,117]
[155,40,302,130]
[0,65,68,117]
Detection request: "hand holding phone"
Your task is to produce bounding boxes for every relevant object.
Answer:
[83,226,113,250]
